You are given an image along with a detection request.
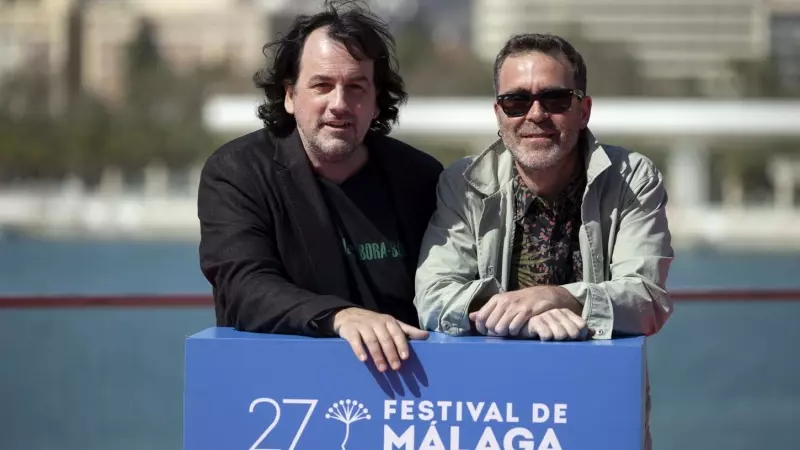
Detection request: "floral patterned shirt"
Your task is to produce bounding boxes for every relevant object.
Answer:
[509,164,586,290]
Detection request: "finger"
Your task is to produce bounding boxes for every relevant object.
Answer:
[484,307,505,335]
[484,298,509,333]
[399,321,429,340]
[507,311,529,336]
[474,314,488,336]
[386,320,411,360]
[550,309,582,340]
[564,309,588,331]
[519,319,537,339]
[359,327,388,372]
[373,324,402,371]
[541,312,569,340]
[473,296,498,326]
[493,307,522,336]
[560,309,589,340]
[340,327,368,362]
[529,316,553,341]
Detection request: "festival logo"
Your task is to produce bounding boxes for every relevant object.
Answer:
[325,399,372,450]
[246,396,570,450]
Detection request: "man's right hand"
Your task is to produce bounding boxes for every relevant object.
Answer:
[519,308,590,341]
[332,307,429,372]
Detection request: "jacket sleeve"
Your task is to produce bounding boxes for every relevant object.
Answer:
[562,167,674,339]
[197,152,355,336]
[414,166,500,336]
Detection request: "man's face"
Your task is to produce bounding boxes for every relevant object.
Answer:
[494,51,591,171]
[285,27,378,163]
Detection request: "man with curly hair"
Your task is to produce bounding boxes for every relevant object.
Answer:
[197,0,442,373]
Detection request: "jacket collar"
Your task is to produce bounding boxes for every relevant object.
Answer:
[463,128,612,196]
[272,128,308,169]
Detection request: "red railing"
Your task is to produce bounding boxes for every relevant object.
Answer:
[0,289,799,308]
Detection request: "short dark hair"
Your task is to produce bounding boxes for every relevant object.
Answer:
[253,0,406,137]
[493,33,587,95]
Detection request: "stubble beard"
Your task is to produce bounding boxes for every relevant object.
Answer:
[301,126,359,164]
[504,131,572,172]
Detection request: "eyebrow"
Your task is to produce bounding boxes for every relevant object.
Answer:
[307,74,372,85]
[499,86,571,96]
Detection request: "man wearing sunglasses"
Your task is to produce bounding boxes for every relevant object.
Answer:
[413,33,672,450]
[414,32,673,343]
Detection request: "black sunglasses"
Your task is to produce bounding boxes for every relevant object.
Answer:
[496,88,585,117]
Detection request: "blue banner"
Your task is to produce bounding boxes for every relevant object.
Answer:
[184,328,645,450]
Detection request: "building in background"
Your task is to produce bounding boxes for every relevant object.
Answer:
[82,0,268,102]
[0,0,424,104]
[0,0,74,110]
[472,0,772,96]
[0,0,269,104]
[0,0,72,78]
[769,0,800,93]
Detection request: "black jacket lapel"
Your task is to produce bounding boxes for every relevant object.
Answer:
[273,130,352,302]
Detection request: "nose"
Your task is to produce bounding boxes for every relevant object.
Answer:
[328,85,348,114]
[525,100,548,123]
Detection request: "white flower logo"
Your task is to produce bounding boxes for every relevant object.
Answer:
[325,399,371,450]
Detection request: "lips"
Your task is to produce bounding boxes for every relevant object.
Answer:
[519,129,556,138]
[323,120,351,129]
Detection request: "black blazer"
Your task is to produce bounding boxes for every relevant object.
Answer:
[197,128,443,336]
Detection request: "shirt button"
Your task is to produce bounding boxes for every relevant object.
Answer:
[442,322,452,330]
[596,329,604,335]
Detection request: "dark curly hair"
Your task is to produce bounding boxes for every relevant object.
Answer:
[253,0,407,137]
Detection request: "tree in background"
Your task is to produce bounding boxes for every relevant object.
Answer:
[0,14,228,186]
[552,22,645,97]
[393,18,494,96]
[728,56,800,99]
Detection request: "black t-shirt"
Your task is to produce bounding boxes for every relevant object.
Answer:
[317,157,417,325]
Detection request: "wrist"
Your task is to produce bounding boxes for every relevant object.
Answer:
[550,286,582,314]
[315,307,351,335]
[523,286,581,315]
[330,307,358,332]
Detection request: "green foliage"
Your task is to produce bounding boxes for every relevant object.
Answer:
[550,22,645,96]
[0,16,227,184]
[727,56,800,98]
[0,12,797,189]
[394,21,494,96]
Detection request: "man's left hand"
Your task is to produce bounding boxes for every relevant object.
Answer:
[468,286,583,338]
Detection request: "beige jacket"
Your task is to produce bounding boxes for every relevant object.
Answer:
[414,130,674,339]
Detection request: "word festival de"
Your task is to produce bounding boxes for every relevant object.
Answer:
[383,399,568,450]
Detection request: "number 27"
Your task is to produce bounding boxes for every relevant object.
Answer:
[248,398,318,450]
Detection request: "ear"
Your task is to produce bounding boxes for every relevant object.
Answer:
[580,95,592,129]
[284,83,295,115]
[493,101,504,128]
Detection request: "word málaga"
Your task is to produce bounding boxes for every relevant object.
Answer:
[383,399,568,450]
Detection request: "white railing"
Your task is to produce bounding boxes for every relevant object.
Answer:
[2,97,800,248]
[2,185,800,250]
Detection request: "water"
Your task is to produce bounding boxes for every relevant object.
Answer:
[1,237,799,450]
